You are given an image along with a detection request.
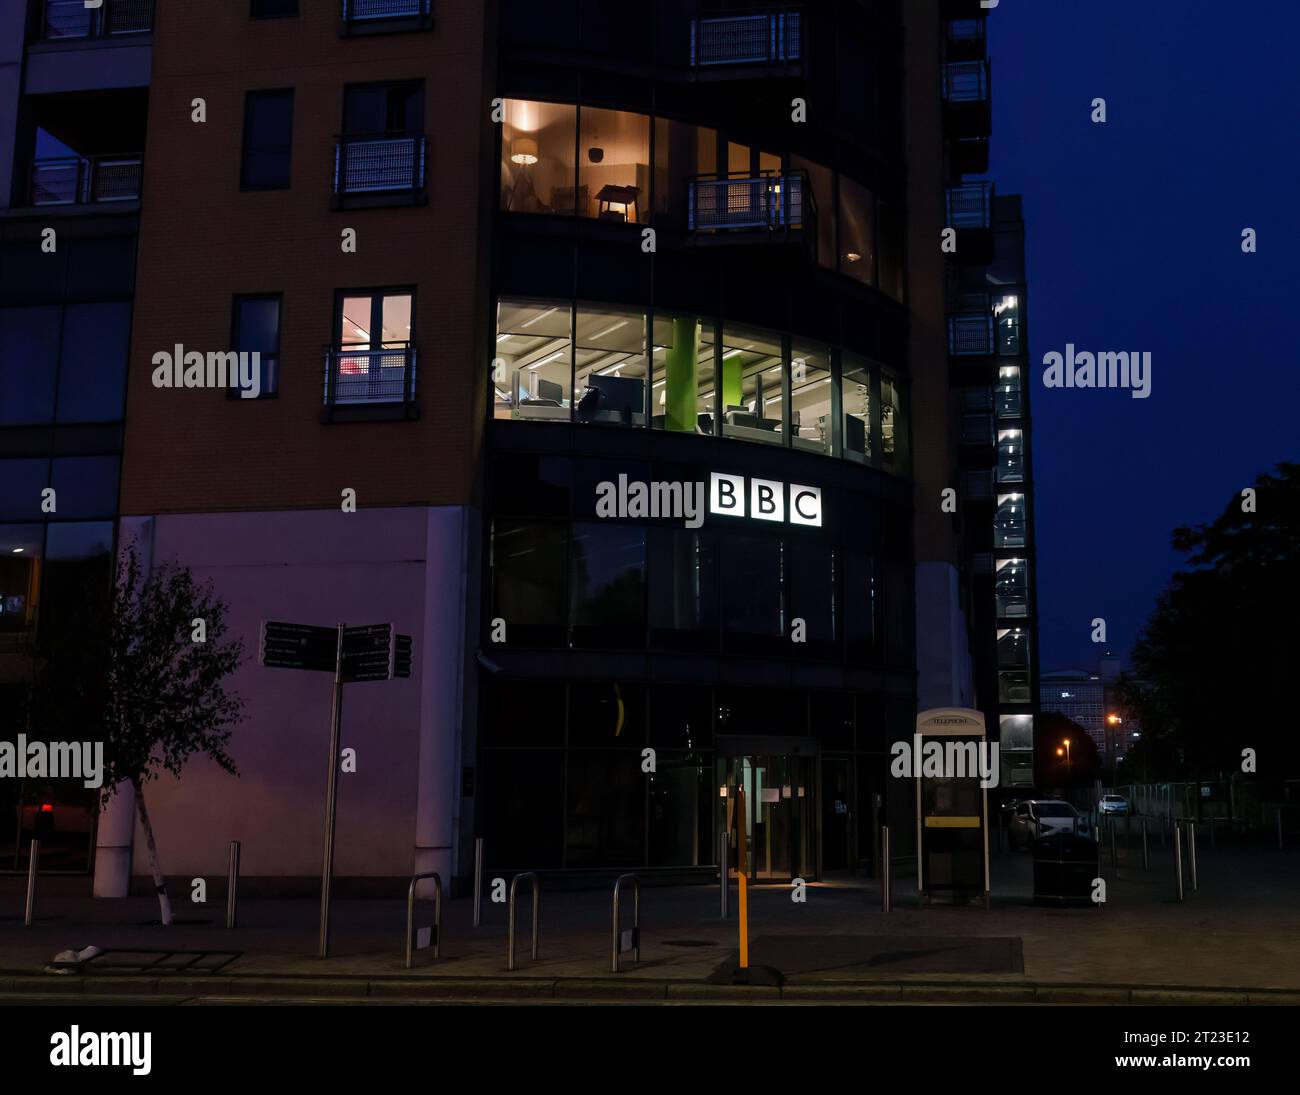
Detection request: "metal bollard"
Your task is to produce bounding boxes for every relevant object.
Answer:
[881,826,891,913]
[24,840,39,927]
[1187,821,1198,893]
[1174,825,1184,902]
[226,841,240,929]
[1141,818,1149,871]
[473,837,484,927]
[719,830,729,919]
[506,872,540,971]
[611,874,640,973]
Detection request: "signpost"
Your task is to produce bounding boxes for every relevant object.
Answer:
[258,620,415,957]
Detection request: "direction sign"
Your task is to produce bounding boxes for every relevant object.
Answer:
[341,623,394,683]
[260,621,338,672]
[394,635,413,678]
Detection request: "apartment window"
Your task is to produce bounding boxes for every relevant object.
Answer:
[578,108,650,223]
[500,100,577,215]
[841,354,872,463]
[336,82,426,196]
[574,305,648,427]
[494,299,573,421]
[653,313,715,434]
[792,156,835,270]
[251,0,298,16]
[654,117,716,220]
[720,324,784,445]
[790,340,832,455]
[231,295,281,398]
[330,289,415,404]
[241,90,294,190]
[837,176,876,286]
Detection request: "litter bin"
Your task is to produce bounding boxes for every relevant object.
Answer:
[1033,832,1098,907]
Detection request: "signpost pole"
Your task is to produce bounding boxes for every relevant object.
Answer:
[318,623,346,959]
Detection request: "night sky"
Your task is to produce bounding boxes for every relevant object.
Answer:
[988,0,1300,672]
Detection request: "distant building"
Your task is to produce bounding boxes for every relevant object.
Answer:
[1041,652,1143,772]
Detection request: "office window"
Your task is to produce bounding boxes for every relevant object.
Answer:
[491,520,568,647]
[55,303,130,422]
[0,307,60,425]
[844,551,878,662]
[648,528,718,651]
[251,0,298,16]
[500,100,577,215]
[837,176,876,286]
[49,457,120,520]
[0,524,43,639]
[720,324,784,445]
[569,522,646,649]
[648,749,713,867]
[0,460,49,521]
[881,376,900,465]
[480,679,565,747]
[719,534,784,650]
[494,299,573,420]
[574,305,647,427]
[480,750,564,869]
[241,90,294,190]
[577,107,649,223]
[790,340,832,455]
[841,354,872,463]
[654,117,716,220]
[565,750,645,867]
[653,313,715,434]
[232,295,281,398]
[792,156,835,269]
[786,541,836,647]
[994,494,1026,549]
[649,686,714,749]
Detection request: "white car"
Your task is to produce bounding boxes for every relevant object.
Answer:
[1099,794,1129,816]
[1010,800,1086,849]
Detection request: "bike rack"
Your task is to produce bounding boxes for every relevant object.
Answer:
[405,871,442,968]
[507,872,540,971]
[611,873,640,973]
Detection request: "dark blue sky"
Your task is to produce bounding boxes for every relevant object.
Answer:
[988,0,1300,671]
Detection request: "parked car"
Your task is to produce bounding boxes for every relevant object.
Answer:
[1010,799,1087,849]
[1099,794,1130,816]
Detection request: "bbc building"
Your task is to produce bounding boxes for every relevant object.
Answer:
[0,0,1039,894]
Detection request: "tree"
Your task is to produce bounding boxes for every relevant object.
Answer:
[1122,463,1300,786]
[1034,712,1101,793]
[31,541,245,925]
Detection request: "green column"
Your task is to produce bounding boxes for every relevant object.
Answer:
[664,317,700,432]
[721,355,743,410]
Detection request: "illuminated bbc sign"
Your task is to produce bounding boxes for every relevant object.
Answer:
[709,473,822,527]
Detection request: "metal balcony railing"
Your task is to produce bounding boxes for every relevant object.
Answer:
[323,345,417,406]
[943,61,990,103]
[947,311,994,356]
[945,18,986,50]
[41,0,153,39]
[342,0,431,23]
[333,134,426,195]
[30,155,142,205]
[690,10,801,66]
[946,181,993,229]
[688,170,812,233]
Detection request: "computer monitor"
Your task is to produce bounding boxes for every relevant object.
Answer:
[588,374,644,420]
[537,378,564,404]
[845,412,867,454]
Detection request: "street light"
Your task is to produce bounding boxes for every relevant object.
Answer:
[1061,738,1072,781]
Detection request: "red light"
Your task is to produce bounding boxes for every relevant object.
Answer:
[40,803,53,813]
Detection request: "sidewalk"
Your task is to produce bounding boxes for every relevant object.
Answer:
[2,841,1298,1004]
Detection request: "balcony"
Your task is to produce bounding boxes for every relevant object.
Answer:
[947,309,994,358]
[687,170,814,250]
[39,0,153,40]
[946,180,994,263]
[341,0,433,35]
[332,134,427,207]
[689,10,802,71]
[945,18,986,60]
[323,345,418,418]
[949,137,989,175]
[942,61,991,139]
[30,154,142,206]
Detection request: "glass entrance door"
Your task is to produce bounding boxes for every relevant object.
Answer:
[719,753,815,881]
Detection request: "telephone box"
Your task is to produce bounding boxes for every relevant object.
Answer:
[914,707,990,907]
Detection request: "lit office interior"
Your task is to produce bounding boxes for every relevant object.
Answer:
[493,298,906,471]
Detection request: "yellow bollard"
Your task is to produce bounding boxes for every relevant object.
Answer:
[736,787,749,969]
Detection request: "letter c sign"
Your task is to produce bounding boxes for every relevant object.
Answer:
[789,484,822,527]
